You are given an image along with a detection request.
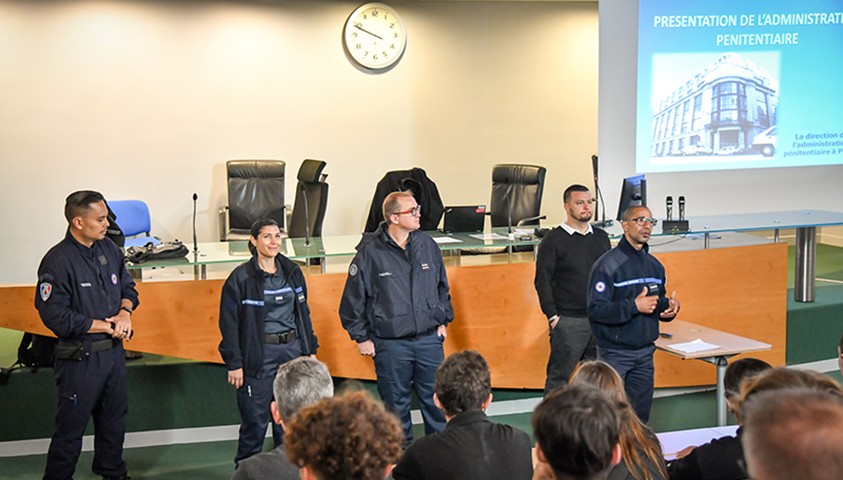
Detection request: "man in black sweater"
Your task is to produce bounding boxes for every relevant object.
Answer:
[534,184,611,395]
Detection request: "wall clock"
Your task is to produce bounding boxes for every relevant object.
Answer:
[343,2,407,71]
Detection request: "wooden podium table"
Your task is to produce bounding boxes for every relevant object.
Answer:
[656,320,771,425]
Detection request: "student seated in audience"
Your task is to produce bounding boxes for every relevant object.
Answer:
[232,357,334,480]
[532,384,623,480]
[569,360,668,480]
[732,367,843,480]
[392,350,533,480]
[742,388,843,480]
[666,357,772,480]
[285,391,404,480]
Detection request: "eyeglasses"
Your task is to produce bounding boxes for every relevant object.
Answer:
[394,205,422,217]
[629,216,658,226]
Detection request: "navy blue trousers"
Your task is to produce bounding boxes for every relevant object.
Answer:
[44,343,127,480]
[234,340,302,465]
[372,333,446,446]
[598,344,657,422]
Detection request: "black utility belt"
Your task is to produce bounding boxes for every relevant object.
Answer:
[55,339,118,361]
[264,330,297,345]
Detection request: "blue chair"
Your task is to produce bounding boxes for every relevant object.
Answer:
[109,200,160,247]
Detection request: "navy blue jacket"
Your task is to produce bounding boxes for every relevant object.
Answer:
[339,222,454,342]
[218,254,318,377]
[35,229,139,341]
[587,235,672,350]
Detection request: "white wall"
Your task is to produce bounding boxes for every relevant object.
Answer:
[0,0,598,285]
[598,0,843,222]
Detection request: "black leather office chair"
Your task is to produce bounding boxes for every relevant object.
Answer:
[490,163,547,230]
[288,159,329,239]
[219,160,286,241]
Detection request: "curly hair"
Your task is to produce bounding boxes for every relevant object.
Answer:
[434,350,491,417]
[285,391,404,480]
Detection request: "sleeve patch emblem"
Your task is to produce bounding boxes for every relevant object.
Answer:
[40,283,53,302]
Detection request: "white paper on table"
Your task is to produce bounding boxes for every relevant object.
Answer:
[469,233,509,241]
[667,338,721,353]
[431,236,463,244]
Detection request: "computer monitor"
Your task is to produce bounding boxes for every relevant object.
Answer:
[616,174,647,221]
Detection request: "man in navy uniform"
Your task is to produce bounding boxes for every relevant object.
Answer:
[587,205,680,422]
[35,190,138,480]
[339,190,453,446]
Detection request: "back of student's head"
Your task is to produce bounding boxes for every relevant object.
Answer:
[434,350,491,417]
[273,357,334,422]
[570,361,666,480]
[532,384,620,480]
[734,367,843,423]
[285,391,404,480]
[742,388,843,480]
[723,358,772,400]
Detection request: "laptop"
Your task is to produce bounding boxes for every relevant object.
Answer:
[442,205,487,233]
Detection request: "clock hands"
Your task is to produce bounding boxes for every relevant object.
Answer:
[354,23,383,40]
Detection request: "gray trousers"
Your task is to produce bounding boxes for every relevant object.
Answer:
[544,314,597,395]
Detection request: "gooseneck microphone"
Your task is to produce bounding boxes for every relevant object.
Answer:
[666,196,674,221]
[678,196,686,221]
[301,184,311,247]
[192,193,198,256]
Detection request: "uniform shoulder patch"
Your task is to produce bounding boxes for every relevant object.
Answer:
[39,282,53,302]
[594,281,606,293]
[349,264,359,277]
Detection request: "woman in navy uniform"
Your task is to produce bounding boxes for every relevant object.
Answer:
[218,219,319,466]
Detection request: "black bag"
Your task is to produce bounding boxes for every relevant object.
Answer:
[126,240,189,264]
[1,333,58,385]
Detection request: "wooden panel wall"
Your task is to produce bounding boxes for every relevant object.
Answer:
[0,242,787,389]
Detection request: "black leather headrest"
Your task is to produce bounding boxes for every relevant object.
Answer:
[297,159,327,183]
[228,160,286,179]
[491,164,545,185]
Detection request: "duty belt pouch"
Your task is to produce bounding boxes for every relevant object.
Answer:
[54,341,87,361]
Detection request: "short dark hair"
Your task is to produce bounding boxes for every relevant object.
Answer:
[248,218,280,255]
[742,389,843,480]
[285,391,404,480]
[273,357,334,422]
[622,205,650,222]
[532,384,620,480]
[434,350,491,417]
[64,190,105,223]
[723,358,772,400]
[563,184,590,204]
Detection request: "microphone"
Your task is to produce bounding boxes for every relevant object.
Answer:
[300,184,311,247]
[505,184,514,236]
[666,196,673,221]
[192,193,198,256]
[591,154,599,182]
[678,196,686,221]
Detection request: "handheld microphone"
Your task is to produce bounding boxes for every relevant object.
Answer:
[591,154,599,182]
[678,196,686,221]
[301,184,311,247]
[192,193,198,255]
[666,196,673,221]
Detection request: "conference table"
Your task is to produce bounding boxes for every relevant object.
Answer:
[3,210,841,388]
[656,320,771,426]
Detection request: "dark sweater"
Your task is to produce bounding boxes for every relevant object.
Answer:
[666,428,745,480]
[535,225,611,318]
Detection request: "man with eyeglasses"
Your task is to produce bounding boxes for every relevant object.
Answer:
[340,190,453,446]
[587,205,680,422]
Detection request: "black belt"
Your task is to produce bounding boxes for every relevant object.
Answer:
[91,338,117,352]
[264,330,297,345]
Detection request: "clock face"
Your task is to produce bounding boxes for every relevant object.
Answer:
[343,3,407,71]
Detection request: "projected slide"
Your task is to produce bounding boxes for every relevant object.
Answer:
[636,0,843,173]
